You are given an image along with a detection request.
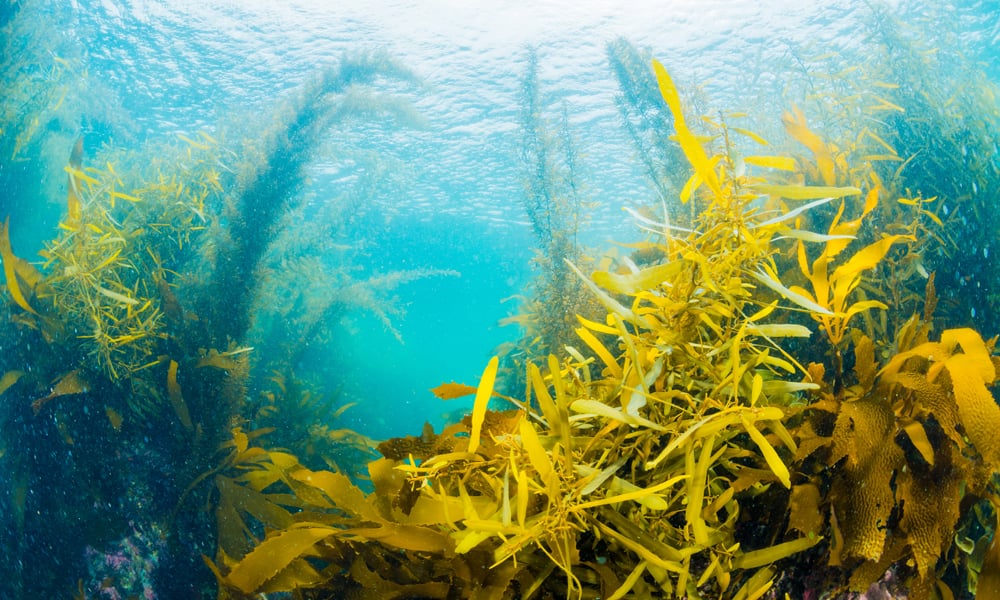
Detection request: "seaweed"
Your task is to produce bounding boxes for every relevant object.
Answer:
[499,48,603,385]
[212,60,842,599]
[1,5,998,598]
[211,56,999,600]
[0,47,444,597]
[198,51,422,349]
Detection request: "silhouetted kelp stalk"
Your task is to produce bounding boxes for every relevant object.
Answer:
[202,51,422,349]
[606,37,688,208]
[500,48,602,380]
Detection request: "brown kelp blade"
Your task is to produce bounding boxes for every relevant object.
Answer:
[32,370,89,413]
[0,217,40,315]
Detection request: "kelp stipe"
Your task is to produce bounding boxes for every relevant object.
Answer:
[200,51,422,349]
[499,48,603,387]
[606,37,688,207]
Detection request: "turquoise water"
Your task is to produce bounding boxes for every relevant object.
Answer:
[1,0,998,597]
[3,0,998,441]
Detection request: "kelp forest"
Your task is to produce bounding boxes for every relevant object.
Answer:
[2,2,1000,599]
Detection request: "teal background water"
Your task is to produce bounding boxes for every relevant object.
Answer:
[2,0,998,439]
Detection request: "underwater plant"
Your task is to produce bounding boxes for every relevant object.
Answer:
[0,48,451,597]
[209,54,1000,600]
[499,48,603,388]
[196,50,423,350]
[606,37,688,208]
[209,59,851,599]
[1,3,997,597]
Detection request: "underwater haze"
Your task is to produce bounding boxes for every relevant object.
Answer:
[2,0,1000,598]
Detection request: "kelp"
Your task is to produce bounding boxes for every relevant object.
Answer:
[1,6,997,597]
[0,46,452,597]
[212,55,998,600]
[214,60,841,598]
[205,50,422,348]
[498,48,603,385]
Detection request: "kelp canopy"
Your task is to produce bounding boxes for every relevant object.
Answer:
[200,56,1000,599]
[1,2,999,600]
[0,38,455,598]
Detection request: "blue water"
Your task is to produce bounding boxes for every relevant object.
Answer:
[7,0,991,441]
[1,0,999,595]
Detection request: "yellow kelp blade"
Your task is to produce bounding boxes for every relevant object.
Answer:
[467,356,499,454]
[31,370,89,413]
[256,559,325,594]
[167,360,194,430]
[342,521,454,553]
[744,155,798,171]
[570,398,665,431]
[519,416,552,480]
[751,267,834,316]
[731,536,820,570]
[591,260,681,296]
[652,59,723,200]
[741,415,791,488]
[946,351,1000,470]
[782,106,836,185]
[685,434,716,544]
[223,525,337,593]
[749,183,860,200]
[942,327,995,381]
[744,323,812,338]
[900,419,935,466]
[730,127,769,146]
[607,561,648,600]
[0,370,25,396]
[754,196,836,229]
[564,258,639,324]
[572,473,684,512]
[777,229,855,244]
[0,217,39,315]
[96,285,139,306]
[289,468,380,521]
[829,234,913,301]
[574,324,623,379]
[730,566,776,600]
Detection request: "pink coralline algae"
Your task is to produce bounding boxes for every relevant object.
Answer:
[83,521,164,600]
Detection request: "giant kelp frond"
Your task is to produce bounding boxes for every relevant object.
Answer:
[606,38,686,205]
[205,51,423,347]
[502,48,603,384]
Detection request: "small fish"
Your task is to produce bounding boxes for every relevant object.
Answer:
[105,406,123,431]
[32,370,89,414]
